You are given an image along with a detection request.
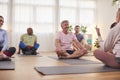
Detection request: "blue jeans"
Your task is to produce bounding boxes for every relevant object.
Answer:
[19,41,39,50]
[19,41,40,54]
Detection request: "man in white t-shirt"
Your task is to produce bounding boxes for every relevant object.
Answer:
[55,20,87,59]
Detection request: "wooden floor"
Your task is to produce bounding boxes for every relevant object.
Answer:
[0,52,120,80]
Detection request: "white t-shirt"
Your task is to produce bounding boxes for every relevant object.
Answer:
[98,22,120,57]
[56,31,77,50]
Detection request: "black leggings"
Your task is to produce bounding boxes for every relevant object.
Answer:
[0,47,16,57]
[66,50,75,55]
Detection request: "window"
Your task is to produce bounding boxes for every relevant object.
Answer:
[79,0,96,8]
[36,7,54,23]
[13,0,55,33]
[79,9,95,25]
[59,0,77,7]
[79,0,96,26]
[60,8,76,24]
[59,0,96,33]
[12,0,56,51]
[14,0,55,5]
[0,0,96,51]
[0,0,8,3]
[14,5,33,23]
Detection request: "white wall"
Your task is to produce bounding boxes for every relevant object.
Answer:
[96,0,118,39]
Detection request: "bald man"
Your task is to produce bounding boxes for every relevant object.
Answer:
[17,28,39,55]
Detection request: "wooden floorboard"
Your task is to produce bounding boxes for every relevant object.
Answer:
[0,52,120,80]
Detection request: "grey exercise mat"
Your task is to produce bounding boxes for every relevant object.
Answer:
[0,60,15,70]
[35,64,120,75]
[48,56,102,65]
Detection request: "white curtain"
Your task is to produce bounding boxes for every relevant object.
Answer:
[11,0,56,52]
[0,0,96,52]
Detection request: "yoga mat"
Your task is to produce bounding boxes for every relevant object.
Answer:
[0,60,15,70]
[0,58,12,61]
[48,56,102,65]
[35,64,120,75]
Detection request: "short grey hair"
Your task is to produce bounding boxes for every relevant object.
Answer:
[61,20,69,27]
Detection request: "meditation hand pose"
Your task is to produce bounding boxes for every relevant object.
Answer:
[55,20,87,59]
[0,16,16,60]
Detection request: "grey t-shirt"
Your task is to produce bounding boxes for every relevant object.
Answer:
[75,33,84,42]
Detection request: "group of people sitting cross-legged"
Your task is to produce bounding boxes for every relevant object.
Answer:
[1,7,120,69]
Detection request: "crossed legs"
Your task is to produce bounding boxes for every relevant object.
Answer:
[94,49,120,68]
[18,41,39,55]
[0,47,16,60]
[56,49,86,59]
